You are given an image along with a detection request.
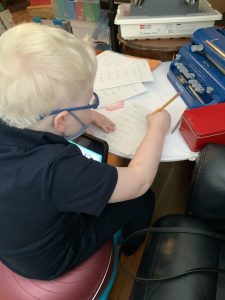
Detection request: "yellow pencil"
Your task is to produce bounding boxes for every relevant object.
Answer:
[152,93,180,113]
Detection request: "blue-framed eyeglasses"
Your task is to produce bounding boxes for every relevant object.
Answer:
[50,92,100,115]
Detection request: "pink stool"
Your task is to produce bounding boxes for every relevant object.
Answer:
[0,241,116,300]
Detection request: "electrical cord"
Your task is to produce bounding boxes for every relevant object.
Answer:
[119,226,225,283]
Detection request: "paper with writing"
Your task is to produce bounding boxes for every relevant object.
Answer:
[96,83,147,108]
[93,103,149,155]
[94,51,154,90]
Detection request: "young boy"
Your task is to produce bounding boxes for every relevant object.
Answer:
[0,23,171,280]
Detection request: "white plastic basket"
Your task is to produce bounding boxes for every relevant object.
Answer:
[115,0,222,40]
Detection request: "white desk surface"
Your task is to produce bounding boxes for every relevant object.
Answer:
[92,62,198,162]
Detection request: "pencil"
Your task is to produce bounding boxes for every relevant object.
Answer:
[171,116,182,134]
[152,93,180,113]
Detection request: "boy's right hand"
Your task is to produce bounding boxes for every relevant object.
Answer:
[147,110,171,135]
[109,109,171,203]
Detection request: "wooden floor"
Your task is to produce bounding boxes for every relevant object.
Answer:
[9,10,195,299]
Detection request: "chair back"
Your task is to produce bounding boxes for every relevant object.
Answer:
[187,144,225,231]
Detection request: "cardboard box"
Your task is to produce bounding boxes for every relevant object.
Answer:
[27,5,54,19]
[208,0,225,13]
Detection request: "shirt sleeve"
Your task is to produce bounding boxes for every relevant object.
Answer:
[48,144,118,216]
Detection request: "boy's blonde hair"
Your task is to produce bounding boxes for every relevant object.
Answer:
[0,23,97,129]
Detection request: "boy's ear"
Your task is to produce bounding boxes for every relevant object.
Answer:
[53,111,69,134]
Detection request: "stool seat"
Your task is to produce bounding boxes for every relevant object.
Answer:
[117,32,190,61]
[0,241,114,300]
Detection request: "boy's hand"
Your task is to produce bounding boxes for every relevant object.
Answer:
[90,111,116,133]
[147,110,171,135]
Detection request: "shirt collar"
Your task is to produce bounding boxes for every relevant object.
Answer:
[0,121,68,147]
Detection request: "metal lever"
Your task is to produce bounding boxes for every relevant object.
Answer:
[185,0,198,4]
[135,0,144,7]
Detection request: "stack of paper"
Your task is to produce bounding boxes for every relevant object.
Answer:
[94,51,154,108]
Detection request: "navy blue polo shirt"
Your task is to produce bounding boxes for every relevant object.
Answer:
[0,122,117,279]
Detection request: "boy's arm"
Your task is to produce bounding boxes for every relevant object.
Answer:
[109,110,171,203]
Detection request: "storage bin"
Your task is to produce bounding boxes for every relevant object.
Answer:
[50,0,109,48]
[51,0,100,22]
[50,0,66,19]
[115,0,222,40]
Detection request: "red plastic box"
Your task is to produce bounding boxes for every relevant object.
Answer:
[179,103,225,152]
[30,0,50,6]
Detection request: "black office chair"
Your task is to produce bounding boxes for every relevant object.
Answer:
[130,143,225,300]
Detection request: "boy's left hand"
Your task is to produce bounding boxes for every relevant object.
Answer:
[90,111,116,133]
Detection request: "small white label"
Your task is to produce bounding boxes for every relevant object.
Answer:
[138,22,202,36]
[139,24,177,35]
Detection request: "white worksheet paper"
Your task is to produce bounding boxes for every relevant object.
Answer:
[96,50,135,67]
[93,103,149,155]
[96,83,147,108]
[94,53,154,90]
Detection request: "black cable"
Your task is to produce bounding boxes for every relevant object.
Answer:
[119,264,225,283]
[121,226,225,243]
[119,226,225,283]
